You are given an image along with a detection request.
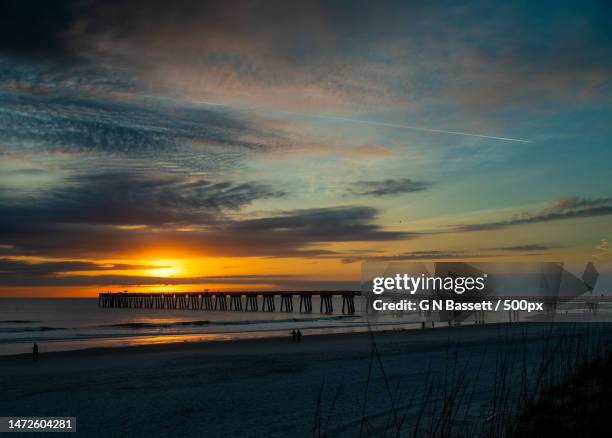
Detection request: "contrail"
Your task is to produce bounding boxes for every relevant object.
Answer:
[135,93,533,143]
[305,114,533,143]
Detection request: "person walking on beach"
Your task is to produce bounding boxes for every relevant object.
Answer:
[291,329,297,343]
[32,343,38,362]
[296,329,302,343]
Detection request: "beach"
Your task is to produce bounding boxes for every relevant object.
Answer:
[2,323,610,437]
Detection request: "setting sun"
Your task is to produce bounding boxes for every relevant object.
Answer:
[147,260,182,278]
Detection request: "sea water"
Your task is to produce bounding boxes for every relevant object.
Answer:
[0,297,421,355]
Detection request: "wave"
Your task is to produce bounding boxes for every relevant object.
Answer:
[0,316,361,337]
[0,326,65,333]
[0,319,416,346]
[0,320,40,324]
[102,315,359,330]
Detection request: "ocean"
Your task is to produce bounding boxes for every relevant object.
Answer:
[0,297,420,355]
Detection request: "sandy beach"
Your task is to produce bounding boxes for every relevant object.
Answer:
[2,323,610,437]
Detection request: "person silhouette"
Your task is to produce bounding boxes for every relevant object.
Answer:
[296,329,302,343]
[32,343,39,362]
[291,329,297,343]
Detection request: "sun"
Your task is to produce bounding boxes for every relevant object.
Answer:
[147,260,182,278]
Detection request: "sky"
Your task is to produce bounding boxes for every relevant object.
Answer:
[0,0,611,296]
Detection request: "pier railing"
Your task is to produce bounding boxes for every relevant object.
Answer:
[98,291,360,314]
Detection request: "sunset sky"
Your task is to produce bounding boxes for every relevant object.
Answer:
[0,0,611,296]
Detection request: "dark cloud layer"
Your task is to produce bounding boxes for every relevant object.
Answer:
[0,168,406,258]
[487,244,559,252]
[0,0,428,61]
[0,171,284,228]
[228,207,405,242]
[454,197,612,232]
[0,0,81,60]
[192,206,409,257]
[350,178,429,197]
[0,259,368,290]
[2,0,609,108]
[0,274,360,289]
[0,258,165,278]
[0,257,360,289]
[341,250,465,264]
[2,205,406,258]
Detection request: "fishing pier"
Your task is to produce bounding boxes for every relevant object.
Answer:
[98,291,360,314]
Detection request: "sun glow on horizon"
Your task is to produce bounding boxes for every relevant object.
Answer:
[147,260,183,278]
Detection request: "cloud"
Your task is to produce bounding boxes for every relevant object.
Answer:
[0,258,165,279]
[0,171,284,228]
[0,1,438,110]
[0,259,360,289]
[346,144,392,158]
[342,244,564,263]
[0,1,430,60]
[224,206,407,244]
[350,178,430,197]
[0,90,281,157]
[1,0,609,119]
[0,170,407,257]
[0,0,81,60]
[454,197,612,232]
[1,275,361,289]
[486,244,560,252]
[341,250,465,264]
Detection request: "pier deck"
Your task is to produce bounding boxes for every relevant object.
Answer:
[98,291,360,314]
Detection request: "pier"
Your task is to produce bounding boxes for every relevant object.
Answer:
[98,291,360,314]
